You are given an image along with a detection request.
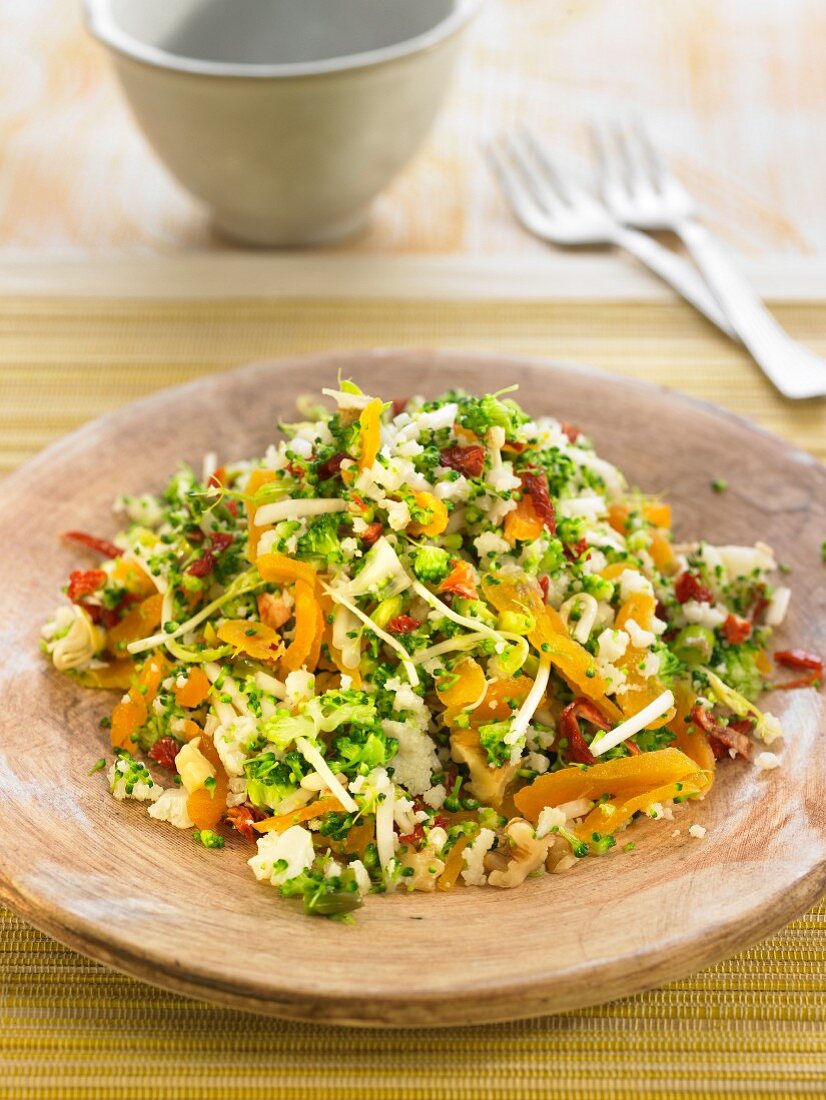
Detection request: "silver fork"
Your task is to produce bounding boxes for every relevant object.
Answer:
[593,119,826,400]
[487,130,735,338]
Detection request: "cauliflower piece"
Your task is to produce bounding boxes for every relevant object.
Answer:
[148,787,194,828]
[384,723,440,796]
[460,827,496,887]
[213,716,256,778]
[597,628,630,664]
[248,825,315,886]
[108,758,161,803]
[755,751,781,771]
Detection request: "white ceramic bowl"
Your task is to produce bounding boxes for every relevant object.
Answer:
[84,0,480,246]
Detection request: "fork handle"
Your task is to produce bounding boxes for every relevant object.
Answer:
[610,225,737,338]
[676,220,826,400]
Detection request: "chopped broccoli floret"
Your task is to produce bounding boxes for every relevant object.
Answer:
[632,726,676,753]
[244,753,302,810]
[412,545,451,584]
[713,643,765,701]
[333,729,397,775]
[260,689,378,752]
[478,720,512,768]
[193,828,225,849]
[457,393,527,439]
[296,513,344,564]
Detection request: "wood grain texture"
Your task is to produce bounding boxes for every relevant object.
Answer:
[0,350,823,1026]
[1,0,825,258]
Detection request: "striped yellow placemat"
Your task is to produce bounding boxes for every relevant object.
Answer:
[1,296,824,1099]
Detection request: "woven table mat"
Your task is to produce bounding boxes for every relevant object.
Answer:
[1,295,824,1099]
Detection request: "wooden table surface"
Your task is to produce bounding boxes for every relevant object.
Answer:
[3,0,826,262]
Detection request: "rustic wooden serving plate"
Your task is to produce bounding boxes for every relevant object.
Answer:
[0,350,824,1028]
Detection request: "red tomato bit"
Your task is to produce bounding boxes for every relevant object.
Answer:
[559,699,610,765]
[772,649,824,690]
[690,705,752,761]
[315,452,349,482]
[148,737,181,770]
[387,615,422,635]
[521,471,556,535]
[360,521,384,547]
[561,422,582,444]
[186,532,234,577]
[67,569,107,604]
[674,572,715,604]
[775,649,823,672]
[61,530,121,559]
[225,805,262,843]
[563,538,590,563]
[723,614,752,644]
[439,445,486,479]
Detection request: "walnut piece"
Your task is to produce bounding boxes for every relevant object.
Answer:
[450,728,519,812]
[398,846,445,892]
[485,818,552,889]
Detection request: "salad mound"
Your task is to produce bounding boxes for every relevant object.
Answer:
[43,382,822,920]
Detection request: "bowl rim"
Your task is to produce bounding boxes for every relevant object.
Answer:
[82,0,483,79]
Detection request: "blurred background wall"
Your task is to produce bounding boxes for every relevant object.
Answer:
[1,0,824,258]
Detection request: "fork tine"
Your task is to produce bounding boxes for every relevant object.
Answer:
[613,118,657,195]
[502,131,567,214]
[631,116,664,188]
[588,118,627,198]
[486,141,545,232]
[515,127,574,205]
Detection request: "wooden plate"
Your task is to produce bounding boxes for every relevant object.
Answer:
[0,350,824,1028]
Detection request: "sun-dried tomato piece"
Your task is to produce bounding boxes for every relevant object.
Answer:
[226,500,239,518]
[207,466,226,490]
[749,583,770,623]
[186,532,233,577]
[521,471,556,535]
[387,615,421,635]
[561,422,582,444]
[771,649,824,690]
[772,672,821,691]
[360,521,383,546]
[723,614,752,644]
[148,736,181,770]
[559,699,612,765]
[67,569,107,604]
[209,532,234,555]
[690,705,752,761]
[62,530,121,559]
[391,397,409,418]
[398,822,425,848]
[187,552,215,578]
[315,451,349,482]
[538,575,550,601]
[674,572,715,604]
[439,444,486,479]
[225,805,259,843]
[99,592,141,630]
[563,538,590,563]
[775,649,823,672]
